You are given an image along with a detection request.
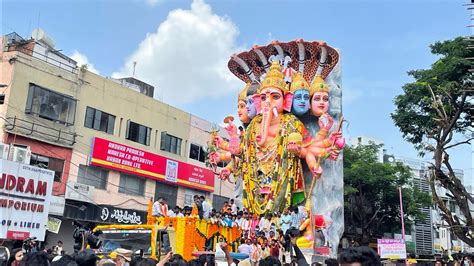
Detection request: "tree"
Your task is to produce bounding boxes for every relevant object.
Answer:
[344,143,431,244]
[391,37,474,246]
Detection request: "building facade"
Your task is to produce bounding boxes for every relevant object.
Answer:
[0,31,233,252]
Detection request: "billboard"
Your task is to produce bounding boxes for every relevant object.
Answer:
[0,159,54,240]
[377,239,407,259]
[90,137,215,192]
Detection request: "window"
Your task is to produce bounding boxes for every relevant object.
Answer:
[189,144,206,162]
[212,194,229,211]
[30,154,64,182]
[184,189,204,207]
[126,121,151,145]
[119,173,145,196]
[77,165,108,190]
[0,94,4,105]
[84,107,115,134]
[160,132,182,155]
[155,182,178,208]
[25,83,77,125]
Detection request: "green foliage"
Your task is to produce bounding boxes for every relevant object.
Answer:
[391,37,473,154]
[391,37,474,246]
[344,143,431,242]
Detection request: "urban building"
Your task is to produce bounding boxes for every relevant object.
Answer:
[387,156,470,255]
[349,135,385,163]
[0,30,232,252]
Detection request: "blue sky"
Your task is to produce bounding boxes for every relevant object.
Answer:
[2,0,472,185]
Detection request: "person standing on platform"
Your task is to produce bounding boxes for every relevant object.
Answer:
[152,197,168,217]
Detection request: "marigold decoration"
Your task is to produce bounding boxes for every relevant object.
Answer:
[191,202,198,217]
[147,199,155,225]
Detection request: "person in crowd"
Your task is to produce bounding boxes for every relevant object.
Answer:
[339,246,382,266]
[230,199,237,215]
[192,195,203,219]
[200,195,211,219]
[280,208,291,235]
[260,239,270,260]
[221,201,229,213]
[241,212,251,232]
[237,238,253,257]
[7,248,23,266]
[272,212,281,230]
[258,256,281,266]
[114,248,132,266]
[235,211,244,228]
[290,207,304,229]
[18,251,50,266]
[184,206,192,217]
[173,206,184,217]
[269,238,280,261]
[249,214,259,232]
[152,197,169,217]
[462,254,473,266]
[52,241,63,256]
[222,213,234,227]
[250,239,262,266]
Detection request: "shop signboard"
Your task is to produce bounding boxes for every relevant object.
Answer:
[49,195,65,216]
[64,200,147,225]
[47,217,61,234]
[377,239,407,259]
[0,159,54,241]
[90,137,215,192]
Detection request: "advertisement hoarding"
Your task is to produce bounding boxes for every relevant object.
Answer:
[377,239,407,259]
[90,137,214,192]
[0,159,54,240]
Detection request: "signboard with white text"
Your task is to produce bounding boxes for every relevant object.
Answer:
[377,239,407,259]
[90,137,214,192]
[0,159,54,240]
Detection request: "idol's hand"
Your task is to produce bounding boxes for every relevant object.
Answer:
[208,151,220,164]
[219,168,231,181]
[287,142,301,154]
[318,113,333,131]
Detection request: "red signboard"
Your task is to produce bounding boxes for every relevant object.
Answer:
[90,137,215,192]
[7,231,30,240]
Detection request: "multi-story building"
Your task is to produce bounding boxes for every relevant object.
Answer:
[0,30,232,251]
[349,135,385,163]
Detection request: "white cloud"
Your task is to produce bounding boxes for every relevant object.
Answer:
[70,50,100,74]
[112,0,242,106]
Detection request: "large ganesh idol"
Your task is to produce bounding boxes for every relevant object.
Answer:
[219,40,344,256]
[241,61,311,214]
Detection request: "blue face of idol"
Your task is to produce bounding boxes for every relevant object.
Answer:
[246,95,257,119]
[291,89,310,116]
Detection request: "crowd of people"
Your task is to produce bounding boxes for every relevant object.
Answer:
[152,196,315,265]
[0,195,471,265]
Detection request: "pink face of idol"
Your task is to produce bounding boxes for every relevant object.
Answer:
[311,91,329,116]
[237,100,250,124]
[259,88,284,114]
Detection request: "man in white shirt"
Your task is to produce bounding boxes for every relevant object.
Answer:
[200,195,211,219]
[235,211,245,228]
[152,197,168,217]
[230,199,237,215]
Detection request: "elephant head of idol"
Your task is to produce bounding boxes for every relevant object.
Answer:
[253,61,293,146]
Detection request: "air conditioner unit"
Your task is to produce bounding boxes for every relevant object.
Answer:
[0,144,9,160]
[11,147,31,165]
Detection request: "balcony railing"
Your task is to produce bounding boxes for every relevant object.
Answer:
[2,116,77,146]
